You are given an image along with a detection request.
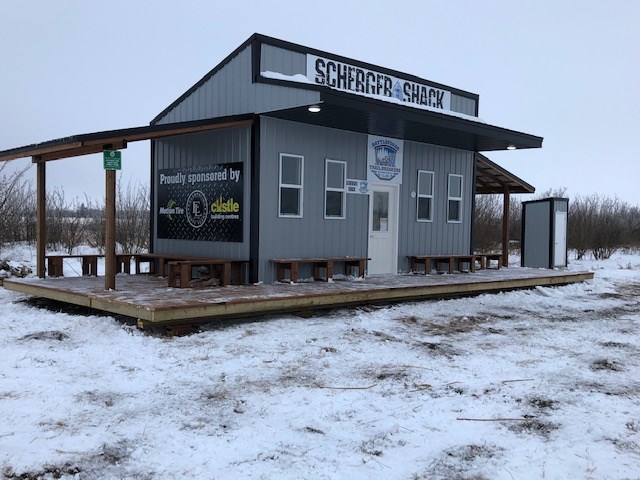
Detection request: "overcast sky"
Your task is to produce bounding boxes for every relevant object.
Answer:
[1,0,638,205]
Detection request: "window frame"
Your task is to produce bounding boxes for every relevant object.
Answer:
[447,173,463,223]
[416,169,434,222]
[278,153,304,218]
[324,159,347,220]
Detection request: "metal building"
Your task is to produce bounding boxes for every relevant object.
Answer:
[149,33,543,283]
[521,198,569,269]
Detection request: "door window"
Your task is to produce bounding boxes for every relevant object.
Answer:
[372,191,389,232]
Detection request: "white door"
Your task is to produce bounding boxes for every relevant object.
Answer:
[368,184,399,275]
[554,211,567,267]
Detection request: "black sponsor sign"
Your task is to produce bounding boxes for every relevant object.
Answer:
[157,162,243,242]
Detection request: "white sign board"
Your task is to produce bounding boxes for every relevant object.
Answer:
[367,135,404,185]
[307,54,451,112]
[346,179,370,195]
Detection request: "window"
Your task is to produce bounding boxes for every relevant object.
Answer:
[279,154,303,217]
[447,174,463,223]
[416,170,434,222]
[372,191,389,231]
[325,159,346,219]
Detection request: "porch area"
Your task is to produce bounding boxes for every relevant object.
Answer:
[4,268,593,329]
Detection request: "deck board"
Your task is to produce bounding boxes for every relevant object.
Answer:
[3,268,594,327]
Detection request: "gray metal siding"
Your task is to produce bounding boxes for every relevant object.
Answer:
[523,202,551,268]
[258,117,369,282]
[156,46,320,125]
[398,142,474,272]
[261,44,306,76]
[451,94,477,116]
[153,126,252,259]
[257,117,474,281]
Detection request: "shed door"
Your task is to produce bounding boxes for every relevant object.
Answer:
[554,211,567,267]
[368,184,399,275]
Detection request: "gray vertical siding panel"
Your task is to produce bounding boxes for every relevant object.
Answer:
[260,44,307,76]
[156,46,320,125]
[258,117,473,280]
[451,94,477,117]
[153,126,252,260]
[397,141,473,272]
[258,117,369,282]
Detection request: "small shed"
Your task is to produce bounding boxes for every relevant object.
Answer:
[521,198,569,268]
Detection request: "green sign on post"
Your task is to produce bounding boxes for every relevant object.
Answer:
[103,150,122,170]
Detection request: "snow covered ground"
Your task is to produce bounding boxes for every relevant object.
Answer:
[1,247,639,479]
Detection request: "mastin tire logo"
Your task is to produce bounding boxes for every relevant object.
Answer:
[371,139,401,181]
[158,199,184,220]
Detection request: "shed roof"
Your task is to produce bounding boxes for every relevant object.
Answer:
[475,153,535,194]
[0,115,253,163]
[263,91,542,152]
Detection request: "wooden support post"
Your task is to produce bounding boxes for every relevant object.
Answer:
[502,189,510,267]
[105,169,116,290]
[36,159,46,278]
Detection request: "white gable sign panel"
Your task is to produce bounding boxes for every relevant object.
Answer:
[307,54,451,112]
[367,135,404,185]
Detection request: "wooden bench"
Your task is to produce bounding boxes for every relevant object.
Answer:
[136,253,172,276]
[271,257,369,283]
[46,254,133,277]
[167,259,248,288]
[134,253,218,276]
[409,253,503,274]
[477,253,503,269]
[409,255,478,274]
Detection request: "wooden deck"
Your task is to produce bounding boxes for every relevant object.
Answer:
[3,269,594,328]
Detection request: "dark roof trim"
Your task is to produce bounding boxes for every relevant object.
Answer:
[475,153,535,194]
[522,197,569,205]
[324,89,541,147]
[150,34,259,125]
[262,94,542,152]
[0,114,254,163]
[255,34,478,102]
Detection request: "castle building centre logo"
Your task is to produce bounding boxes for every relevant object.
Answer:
[367,135,404,184]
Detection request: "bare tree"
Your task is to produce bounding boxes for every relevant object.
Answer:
[473,195,502,252]
[473,194,525,254]
[0,163,34,251]
[85,196,106,254]
[45,188,89,254]
[626,205,640,249]
[569,195,596,260]
[590,196,627,260]
[116,180,150,254]
[508,195,523,245]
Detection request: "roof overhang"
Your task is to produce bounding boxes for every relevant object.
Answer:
[475,153,535,194]
[0,115,254,163]
[261,90,543,152]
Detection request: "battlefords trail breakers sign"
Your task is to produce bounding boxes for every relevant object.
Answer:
[157,163,243,242]
[307,55,452,111]
[367,135,404,185]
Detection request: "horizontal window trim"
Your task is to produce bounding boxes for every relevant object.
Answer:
[416,169,434,223]
[447,173,463,224]
[324,158,347,220]
[279,153,304,218]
